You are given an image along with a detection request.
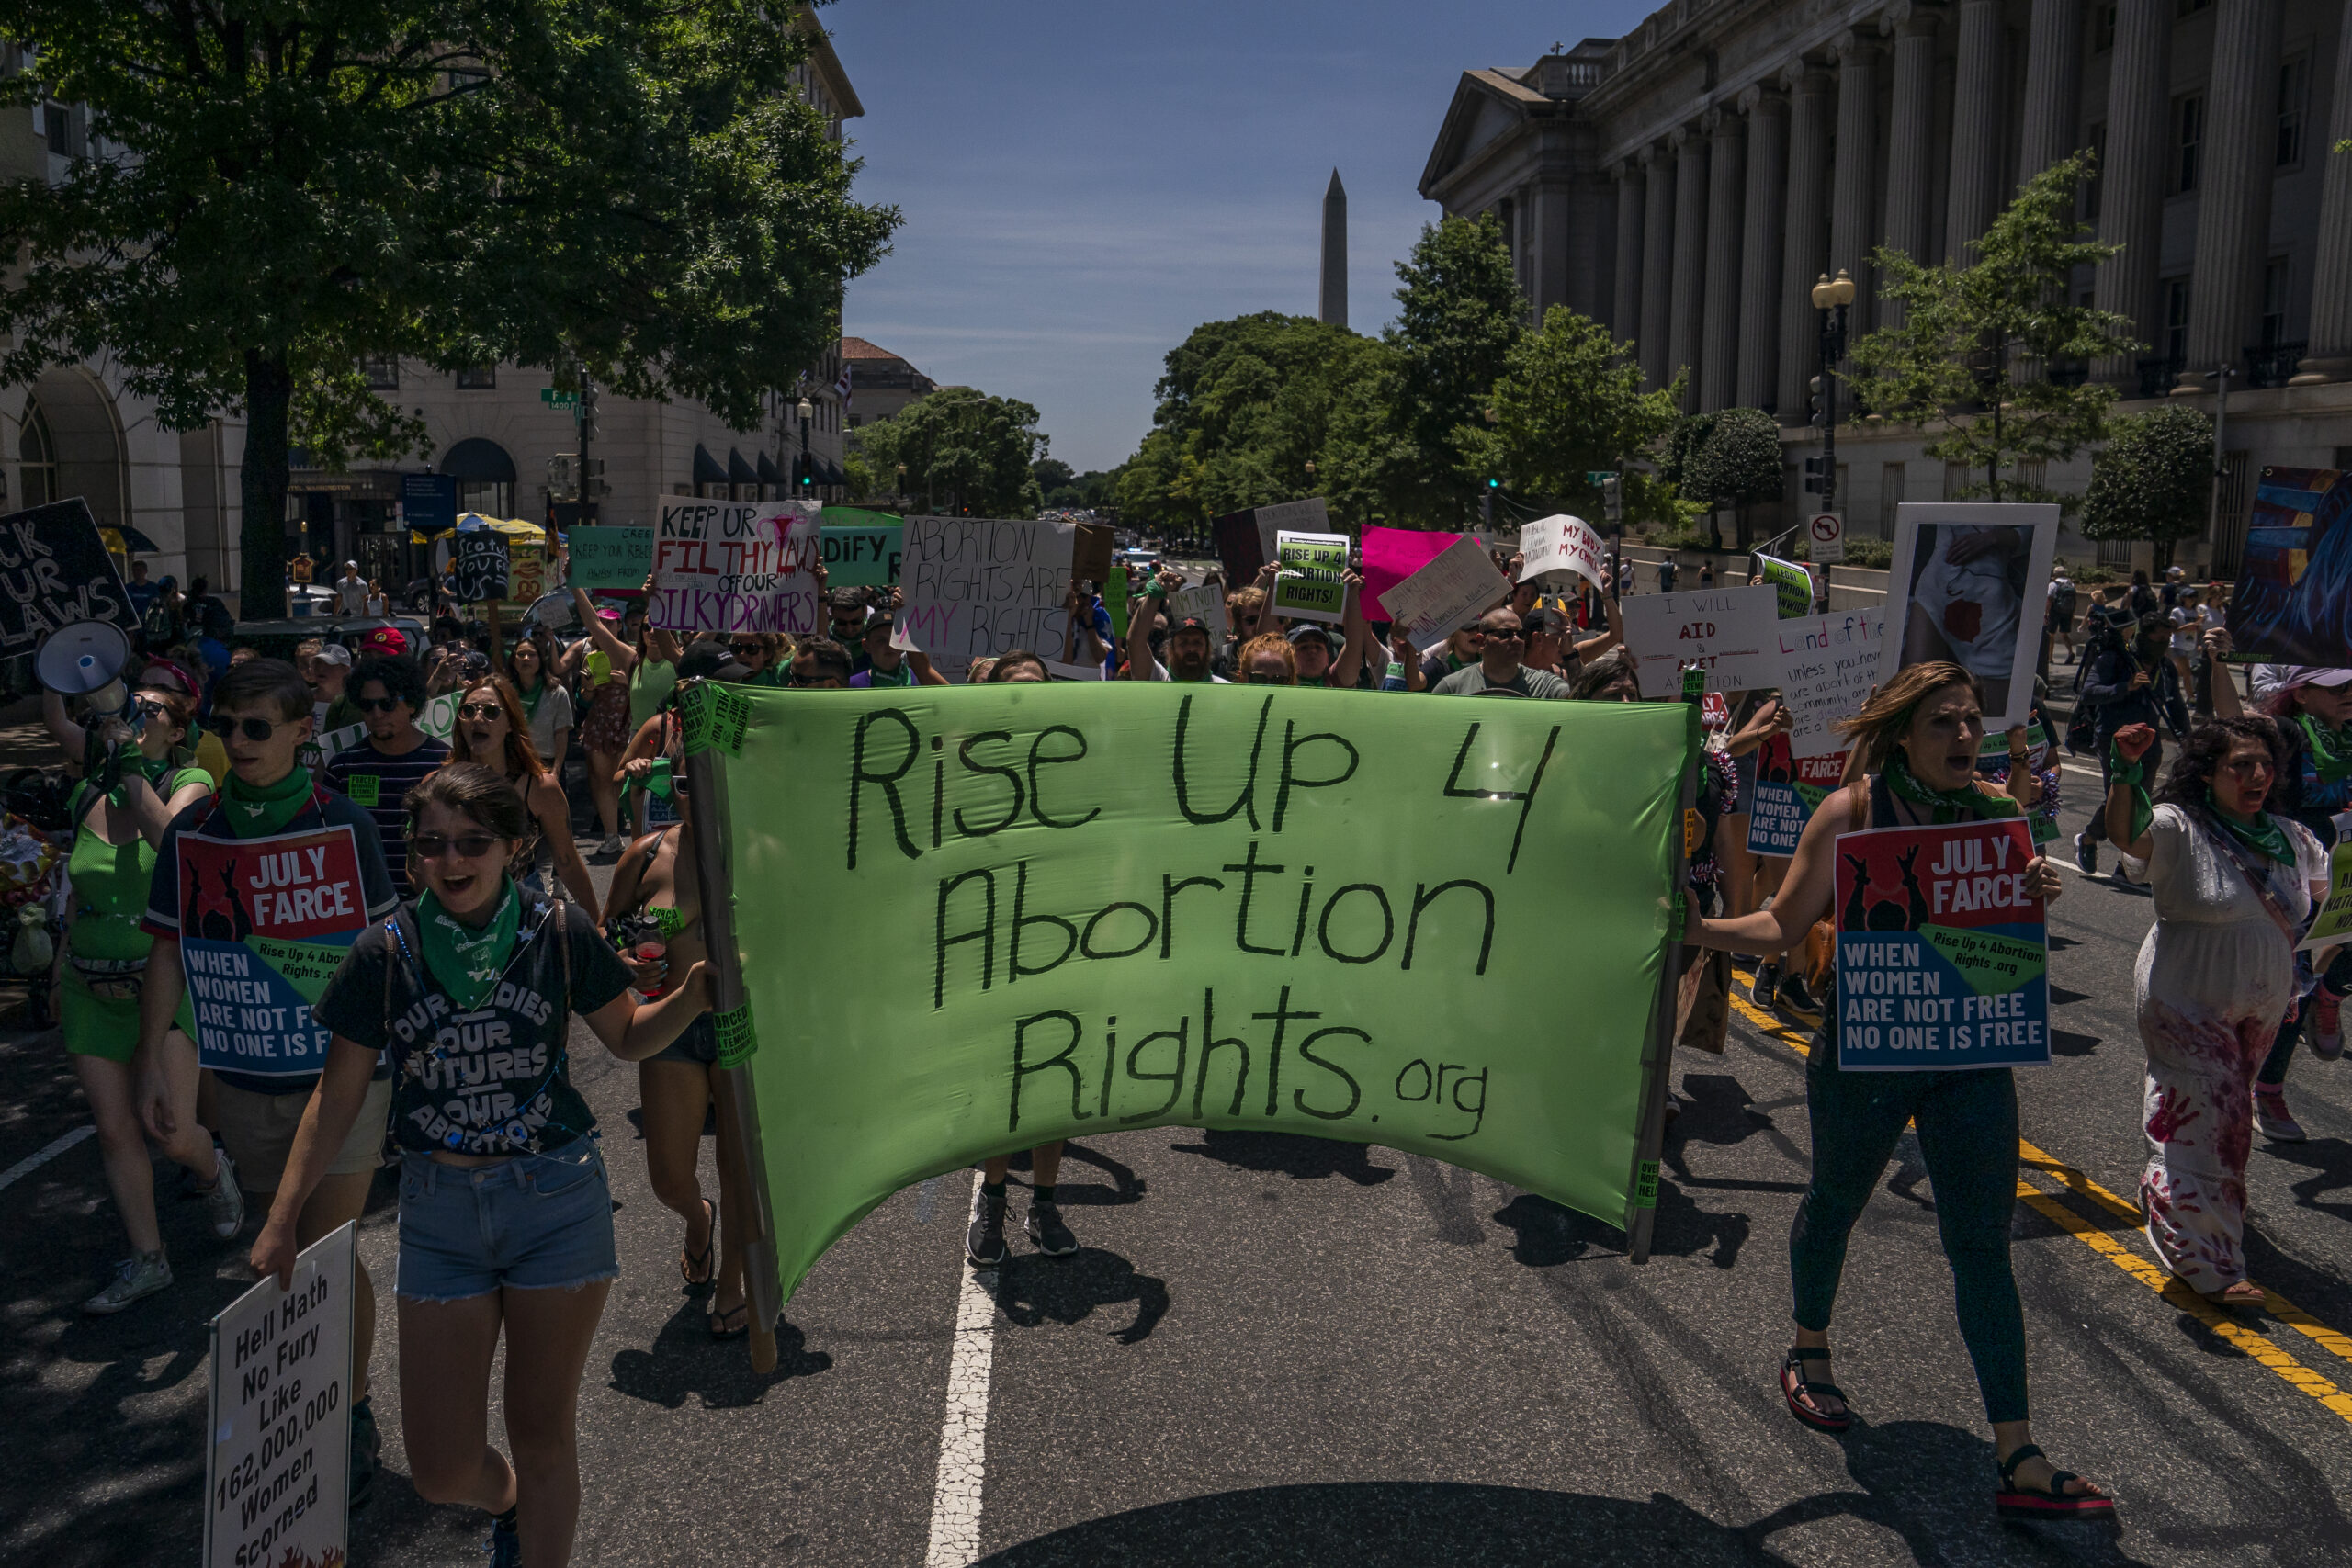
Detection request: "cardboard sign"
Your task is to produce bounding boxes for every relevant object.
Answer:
[1619,585,1781,698]
[1272,530,1351,624]
[1757,555,1817,618]
[1516,513,1608,589]
[0,498,139,659]
[1362,527,1464,620]
[177,826,370,1078]
[2227,467,2352,665]
[1881,503,2057,733]
[649,496,821,636]
[1833,818,2049,1070]
[453,529,509,604]
[893,515,1091,679]
[1213,498,1329,590]
[1381,536,1512,654]
[2301,840,2352,953]
[204,1222,353,1568]
[820,523,903,587]
[1165,582,1230,644]
[1747,737,1846,857]
[569,526,655,591]
[1773,608,1888,755]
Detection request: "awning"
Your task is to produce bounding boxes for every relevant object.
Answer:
[693,444,728,488]
[821,458,848,487]
[757,452,782,487]
[100,524,162,553]
[729,447,759,489]
[440,437,516,483]
[453,513,548,542]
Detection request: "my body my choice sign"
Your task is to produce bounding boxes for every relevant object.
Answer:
[689,683,1693,1301]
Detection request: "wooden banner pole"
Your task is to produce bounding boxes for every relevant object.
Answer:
[1624,754,1697,1264]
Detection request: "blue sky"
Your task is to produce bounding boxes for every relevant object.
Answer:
[824,1,1654,473]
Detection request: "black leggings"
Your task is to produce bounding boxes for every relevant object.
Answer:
[1791,1043,2030,1425]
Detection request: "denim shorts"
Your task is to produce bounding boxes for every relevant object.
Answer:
[650,1010,718,1066]
[395,1145,618,1303]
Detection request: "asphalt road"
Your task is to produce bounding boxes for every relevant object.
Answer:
[1,735,2347,1568]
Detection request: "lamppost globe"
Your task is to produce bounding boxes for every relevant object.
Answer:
[1829,269,1857,308]
[1810,273,1835,310]
[796,396,813,422]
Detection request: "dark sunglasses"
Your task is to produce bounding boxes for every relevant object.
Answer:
[1245,672,1289,685]
[786,673,832,688]
[355,696,405,714]
[458,702,503,720]
[408,832,503,861]
[1483,626,1525,641]
[204,715,288,742]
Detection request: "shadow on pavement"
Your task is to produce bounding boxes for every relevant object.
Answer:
[1167,1129,1396,1187]
[1041,1140,1148,1208]
[606,1308,831,1409]
[995,1247,1168,1346]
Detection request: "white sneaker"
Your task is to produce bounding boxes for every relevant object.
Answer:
[83,1251,172,1314]
[204,1148,246,1239]
[598,833,627,856]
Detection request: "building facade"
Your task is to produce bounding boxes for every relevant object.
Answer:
[1421,0,2352,569]
[841,336,939,430]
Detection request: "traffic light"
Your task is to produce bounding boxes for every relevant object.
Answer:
[578,382,600,443]
[797,453,813,489]
[1803,456,1826,495]
[1601,473,1622,524]
[1487,478,1499,490]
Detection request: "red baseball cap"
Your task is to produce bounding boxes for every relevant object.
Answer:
[360,626,408,658]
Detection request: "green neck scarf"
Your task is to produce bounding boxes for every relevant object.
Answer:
[221,766,313,839]
[1886,751,2020,824]
[520,681,545,718]
[2205,786,2294,864]
[2109,741,2155,844]
[416,881,522,1010]
[2298,713,2352,784]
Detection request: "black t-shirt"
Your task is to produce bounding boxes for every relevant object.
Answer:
[313,897,632,1156]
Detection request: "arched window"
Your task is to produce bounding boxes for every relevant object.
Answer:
[441,436,516,519]
[17,399,56,509]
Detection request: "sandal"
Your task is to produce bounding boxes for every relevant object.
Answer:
[707,1302,750,1341]
[1996,1443,2116,1523]
[1781,1345,1853,1433]
[680,1198,716,1290]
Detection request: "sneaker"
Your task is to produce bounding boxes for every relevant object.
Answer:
[2313,989,2345,1062]
[1748,964,1779,1008]
[2255,1088,2307,1143]
[2074,832,2098,876]
[484,1512,522,1568]
[203,1148,246,1240]
[349,1394,380,1511]
[82,1251,172,1315]
[1775,972,1819,1014]
[1025,1200,1078,1258]
[596,833,626,856]
[965,1186,1007,1268]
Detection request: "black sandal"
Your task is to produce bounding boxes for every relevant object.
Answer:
[707,1302,750,1341]
[1781,1346,1853,1433]
[679,1198,716,1291]
[1996,1443,2115,1523]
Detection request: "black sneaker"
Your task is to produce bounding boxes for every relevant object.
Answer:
[1775,972,1818,1014]
[966,1186,1007,1267]
[1748,964,1779,1008]
[2074,832,2098,876]
[485,1512,522,1568]
[1025,1200,1078,1258]
[349,1394,380,1511]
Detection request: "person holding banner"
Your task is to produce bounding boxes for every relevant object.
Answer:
[2102,717,2330,1304]
[569,586,682,842]
[250,764,712,1568]
[1688,663,2107,1523]
[449,676,600,910]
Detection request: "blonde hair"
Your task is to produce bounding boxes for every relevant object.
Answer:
[1227,586,1267,620]
[1836,660,1983,771]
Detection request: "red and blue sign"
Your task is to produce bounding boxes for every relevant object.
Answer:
[177,826,368,1077]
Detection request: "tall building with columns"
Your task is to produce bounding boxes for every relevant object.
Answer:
[1420,2,2352,570]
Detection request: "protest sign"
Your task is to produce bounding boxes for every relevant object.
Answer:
[1381,536,1512,653]
[0,499,139,660]
[820,523,904,587]
[1773,608,1887,755]
[569,525,655,591]
[506,541,548,605]
[685,682,1695,1302]
[1832,818,2049,1070]
[1213,498,1329,590]
[1272,531,1351,623]
[1746,737,1847,857]
[893,515,1091,680]
[650,496,821,637]
[1516,513,1608,589]
[1165,582,1229,644]
[1619,585,1781,698]
[453,528,509,604]
[204,1222,352,1568]
[2226,467,2352,665]
[2300,840,2352,953]
[1757,555,1817,618]
[177,825,372,1078]
[1882,502,2057,732]
[1362,526,1462,619]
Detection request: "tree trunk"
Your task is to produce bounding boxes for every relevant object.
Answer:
[239,349,293,619]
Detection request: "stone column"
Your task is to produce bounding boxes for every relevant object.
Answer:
[1669,126,1711,411]
[2018,0,2084,178]
[1612,163,1646,343]
[1701,108,1748,411]
[1882,3,1941,289]
[2094,0,2175,385]
[2177,0,2285,389]
[1828,31,1883,338]
[2291,9,2352,383]
[1640,144,1677,389]
[1779,64,1836,419]
[1737,85,1789,411]
[1945,0,2007,259]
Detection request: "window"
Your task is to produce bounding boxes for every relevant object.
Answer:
[456,366,496,389]
[849,414,863,429]
[2085,123,2106,220]
[2163,276,2192,362]
[2260,258,2290,346]
[358,355,399,391]
[456,479,512,517]
[1879,463,1905,540]
[2277,56,2309,166]
[42,101,70,156]
[2096,4,2117,51]
[1944,461,1973,501]
[17,400,55,510]
[2174,95,2204,193]
[2017,459,2048,495]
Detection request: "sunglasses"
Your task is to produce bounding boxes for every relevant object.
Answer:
[786,673,833,688]
[458,702,503,721]
[408,832,504,861]
[355,696,405,714]
[1245,672,1289,684]
[1483,626,1525,641]
[204,715,288,742]
[132,695,174,718]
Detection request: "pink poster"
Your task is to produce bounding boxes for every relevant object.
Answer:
[1363,527,1469,620]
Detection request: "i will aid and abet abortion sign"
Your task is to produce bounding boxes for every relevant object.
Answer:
[1833,818,2048,1070]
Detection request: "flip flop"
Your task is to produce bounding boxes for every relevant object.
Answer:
[707,1303,750,1341]
[680,1197,716,1290]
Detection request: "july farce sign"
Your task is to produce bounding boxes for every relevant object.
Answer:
[697,683,1694,1301]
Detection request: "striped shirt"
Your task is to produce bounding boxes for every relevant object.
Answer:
[322,737,449,897]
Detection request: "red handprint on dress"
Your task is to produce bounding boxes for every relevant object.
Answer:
[2146,1085,2203,1146]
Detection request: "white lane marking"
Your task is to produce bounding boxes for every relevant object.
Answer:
[923,1171,997,1568]
[2062,763,2104,780]
[0,1125,94,1192]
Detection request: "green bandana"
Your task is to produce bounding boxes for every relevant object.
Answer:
[520,681,546,720]
[221,766,314,839]
[416,881,522,1010]
[2205,787,2294,864]
[1886,752,2021,824]
[2109,741,2154,843]
[2298,714,2352,784]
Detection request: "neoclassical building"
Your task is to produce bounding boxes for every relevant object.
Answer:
[1421,0,2352,569]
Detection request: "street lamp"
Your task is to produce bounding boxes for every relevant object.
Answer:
[1808,269,1856,516]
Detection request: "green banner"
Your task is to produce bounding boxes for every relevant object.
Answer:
[819,523,903,587]
[1758,555,1814,619]
[704,683,1694,1302]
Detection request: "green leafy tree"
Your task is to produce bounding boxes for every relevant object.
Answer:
[0,0,897,615]
[1673,407,1785,547]
[1385,214,1526,525]
[1844,152,2138,511]
[856,387,1046,517]
[1032,457,1077,499]
[1476,306,1688,529]
[842,450,876,504]
[2080,403,2214,571]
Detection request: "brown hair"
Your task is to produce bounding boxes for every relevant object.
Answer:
[1836,660,1982,771]
[1227,586,1267,619]
[1238,632,1296,682]
[983,649,1051,682]
[449,676,548,782]
[210,658,312,722]
[404,761,528,841]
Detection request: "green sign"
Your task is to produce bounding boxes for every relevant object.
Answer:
[698,682,1695,1302]
[2301,840,2352,953]
[1757,555,1815,619]
[819,524,903,587]
[1272,531,1351,623]
[569,525,654,591]
[539,387,579,409]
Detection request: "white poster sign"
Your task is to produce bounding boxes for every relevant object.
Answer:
[1774,607,1888,754]
[649,496,821,637]
[1165,583,1230,645]
[204,1222,355,1568]
[1619,585,1782,698]
[894,515,1089,680]
[1516,513,1608,588]
[1382,536,1513,654]
[1881,502,2058,732]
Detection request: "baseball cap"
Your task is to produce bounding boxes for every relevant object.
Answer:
[312,643,354,668]
[1172,615,1214,635]
[676,638,752,683]
[1520,606,1564,637]
[359,626,408,658]
[2287,668,2352,691]
[1285,622,1339,650]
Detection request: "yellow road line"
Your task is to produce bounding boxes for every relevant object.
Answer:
[1723,967,2352,1404]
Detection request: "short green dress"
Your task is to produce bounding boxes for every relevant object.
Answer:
[61,765,212,1063]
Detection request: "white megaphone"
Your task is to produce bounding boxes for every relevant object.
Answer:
[35,619,135,717]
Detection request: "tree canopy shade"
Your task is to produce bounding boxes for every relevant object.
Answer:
[1385,213,1526,525]
[1660,407,1783,546]
[0,0,897,615]
[1843,152,2137,513]
[854,386,1047,519]
[2079,402,2215,571]
[1474,307,1688,530]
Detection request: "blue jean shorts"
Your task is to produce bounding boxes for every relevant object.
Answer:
[395,1145,618,1303]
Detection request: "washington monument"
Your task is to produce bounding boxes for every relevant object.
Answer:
[1319,169,1346,330]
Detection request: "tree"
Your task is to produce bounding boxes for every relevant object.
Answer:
[842,450,876,504]
[2080,403,2214,570]
[1032,457,1076,500]
[1668,407,1784,547]
[1844,152,2138,511]
[0,1,897,615]
[855,387,1046,517]
[1475,306,1688,529]
[1385,214,1526,525]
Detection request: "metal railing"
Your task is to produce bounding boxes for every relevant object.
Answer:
[2243,341,2306,389]
[2136,355,2185,399]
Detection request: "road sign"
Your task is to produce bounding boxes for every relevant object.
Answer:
[1808,511,1844,565]
[539,387,579,409]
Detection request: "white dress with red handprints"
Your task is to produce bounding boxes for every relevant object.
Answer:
[2135,803,2326,1292]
